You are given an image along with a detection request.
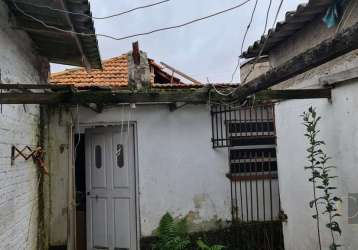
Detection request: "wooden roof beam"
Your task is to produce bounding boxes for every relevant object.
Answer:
[0,88,331,105]
[231,21,358,102]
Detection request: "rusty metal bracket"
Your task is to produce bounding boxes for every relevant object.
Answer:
[11,145,48,175]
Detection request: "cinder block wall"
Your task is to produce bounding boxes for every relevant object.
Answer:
[0,2,49,249]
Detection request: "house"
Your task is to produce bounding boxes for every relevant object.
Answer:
[3,0,358,249]
[0,0,101,249]
[49,47,233,250]
[240,0,358,249]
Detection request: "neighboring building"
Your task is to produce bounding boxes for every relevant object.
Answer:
[241,0,358,249]
[49,50,232,250]
[0,0,100,249]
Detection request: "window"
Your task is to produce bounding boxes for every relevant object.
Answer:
[95,145,102,169]
[227,104,277,179]
[211,103,280,222]
[116,144,124,168]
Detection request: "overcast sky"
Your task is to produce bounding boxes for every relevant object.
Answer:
[51,0,307,83]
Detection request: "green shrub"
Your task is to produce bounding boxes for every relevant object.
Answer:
[153,212,190,250]
[197,239,225,250]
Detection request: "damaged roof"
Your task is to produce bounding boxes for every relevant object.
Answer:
[5,0,102,69]
[242,0,332,58]
[50,54,186,88]
[51,55,128,87]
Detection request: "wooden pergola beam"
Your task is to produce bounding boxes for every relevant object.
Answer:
[0,83,74,90]
[231,21,358,102]
[0,88,331,104]
[319,66,358,87]
[255,88,331,100]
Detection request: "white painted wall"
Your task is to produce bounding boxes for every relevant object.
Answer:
[276,81,358,250]
[76,104,231,236]
[0,2,47,249]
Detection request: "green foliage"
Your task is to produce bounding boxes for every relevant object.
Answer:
[197,239,225,250]
[302,107,342,250]
[153,213,227,250]
[153,212,190,250]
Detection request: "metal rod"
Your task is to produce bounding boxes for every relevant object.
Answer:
[224,105,228,147]
[255,150,259,221]
[211,107,215,147]
[219,105,223,147]
[249,150,253,221]
[262,150,266,221]
[215,106,219,147]
[269,148,273,221]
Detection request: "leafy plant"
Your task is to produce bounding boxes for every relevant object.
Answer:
[197,239,225,250]
[153,212,190,250]
[302,107,342,250]
[319,153,342,250]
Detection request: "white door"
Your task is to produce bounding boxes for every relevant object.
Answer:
[85,125,137,250]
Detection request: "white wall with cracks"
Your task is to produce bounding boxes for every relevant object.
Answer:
[260,5,358,247]
[276,83,358,250]
[0,1,49,249]
[274,50,358,250]
[76,104,231,236]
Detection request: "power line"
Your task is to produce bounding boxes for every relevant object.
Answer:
[263,0,273,36]
[12,0,251,41]
[17,0,170,20]
[230,0,258,83]
[241,0,284,84]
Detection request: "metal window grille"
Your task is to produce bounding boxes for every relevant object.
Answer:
[211,103,281,223]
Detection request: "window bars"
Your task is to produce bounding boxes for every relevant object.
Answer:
[211,103,281,223]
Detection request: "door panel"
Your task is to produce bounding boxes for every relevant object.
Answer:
[114,198,131,249]
[86,125,137,250]
[91,198,109,248]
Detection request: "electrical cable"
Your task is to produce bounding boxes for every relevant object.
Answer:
[24,173,42,250]
[74,104,81,162]
[263,0,273,37]
[240,0,284,85]
[118,104,125,156]
[17,0,170,20]
[230,0,259,83]
[336,0,357,34]
[213,0,277,106]
[126,106,132,150]
[207,77,237,97]
[12,0,251,41]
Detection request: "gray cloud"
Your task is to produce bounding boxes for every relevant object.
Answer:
[51,0,306,83]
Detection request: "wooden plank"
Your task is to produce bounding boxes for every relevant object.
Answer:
[160,62,202,84]
[319,66,358,87]
[0,92,69,104]
[255,89,331,100]
[0,88,331,104]
[0,84,74,90]
[232,21,358,102]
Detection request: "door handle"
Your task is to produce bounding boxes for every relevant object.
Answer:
[86,192,90,196]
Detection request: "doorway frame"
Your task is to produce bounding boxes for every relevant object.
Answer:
[72,121,140,249]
